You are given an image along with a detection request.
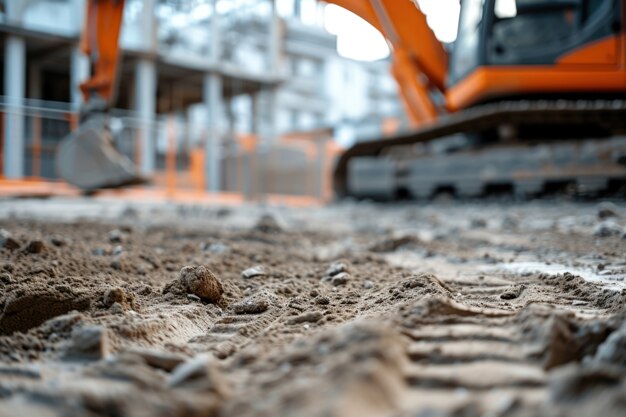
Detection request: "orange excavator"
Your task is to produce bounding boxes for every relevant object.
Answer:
[58,0,626,197]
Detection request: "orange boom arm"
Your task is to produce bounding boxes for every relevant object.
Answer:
[79,0,126,106]
[324,0,447,127]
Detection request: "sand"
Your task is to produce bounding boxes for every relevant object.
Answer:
[0,199,625,417]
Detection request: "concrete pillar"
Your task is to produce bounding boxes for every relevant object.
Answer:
[134,59,157,175]
[268,0,280,74]
[70,46,90,111]
[139,0,157,52]
[3,35,26,179]
[203,73,223,193]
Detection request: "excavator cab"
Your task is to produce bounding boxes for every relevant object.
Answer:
[448,0,623,108]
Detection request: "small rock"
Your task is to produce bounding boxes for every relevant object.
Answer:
[168,355,230,397]
[326,262,349,277]
[108,302,125,314]
[254,214,282,233]
[232,297,268,315]
[363,280,374,290]
[92,247,106,256]
[129,348,187,372]
[112,245,124,257]
[593,221,622,237]
[0,230,20,251]
[331,272,350,286]
[50,236,67,247]
[23,240,45,254]
[597,202,619,220]
[64,326,110,360]
[108,229,124,243]
[572,300,588,306]
[187,294,202,302]
[179,266,223,303]
[202,242,229,254]
[104,287,135,310]
[288,311,323,325]
[110,260,123,271]
[241,266,267,279]
[500,285,525,300]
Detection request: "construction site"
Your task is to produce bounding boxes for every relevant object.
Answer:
[1,0,626,416]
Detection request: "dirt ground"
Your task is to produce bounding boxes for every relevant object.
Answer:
[0,198,625,417]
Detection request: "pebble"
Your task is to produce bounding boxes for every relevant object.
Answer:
[593,221,622,237]
[597,202,619,220]
[187,294,202,302]
[362,280,374,290]
[0,229,20,251]
[50,236,67,247]
[232,297,268,314]
[202,242,229,254]
[23,240,45,254]
[104,287,134,310]
[331,272,350,286]
[325,262,349,277]
[179,266,223,303]
[254,214,282,233]
[112,245,124,257]
[108,229,124,243]
[241,265,267,279]
[64,326,110,360]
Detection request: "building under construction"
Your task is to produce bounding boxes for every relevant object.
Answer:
[0,0,403,200]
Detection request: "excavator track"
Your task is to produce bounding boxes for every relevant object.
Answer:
[335,99,626,199]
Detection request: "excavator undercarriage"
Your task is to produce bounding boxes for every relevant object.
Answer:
[339,99,626,199]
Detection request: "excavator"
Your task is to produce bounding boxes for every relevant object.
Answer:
[58,0,626,198]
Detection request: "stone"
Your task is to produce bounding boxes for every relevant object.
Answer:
[0,230,20,251]
[108,229,124,243]
[23,240,45,254]
[593,221,622,238]
[331,272,350,286]
[254,214,282,233]
[326,262,349,277]
[597,202,619,220]
[241,266,267,279]
[363,280,374,290]
[103,287,135,310]
[179,266,223,303]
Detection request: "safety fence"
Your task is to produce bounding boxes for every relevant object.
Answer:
[0,98,341,203]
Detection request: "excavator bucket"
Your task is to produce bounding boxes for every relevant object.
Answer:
[56,117,146,191]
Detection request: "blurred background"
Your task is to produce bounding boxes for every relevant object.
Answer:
[0,0,459,202]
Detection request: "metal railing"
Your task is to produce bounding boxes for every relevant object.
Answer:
[0,98,339,202]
